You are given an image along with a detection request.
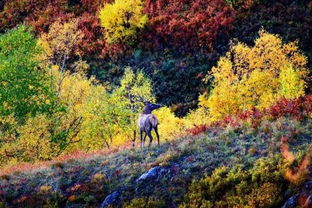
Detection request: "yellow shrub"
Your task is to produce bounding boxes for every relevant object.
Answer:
[18,114,56,161]
[279,64,305,99]
[184,106,211,128]
[153,107,185,141]
[200,30,308,121]
[99,0,148,44]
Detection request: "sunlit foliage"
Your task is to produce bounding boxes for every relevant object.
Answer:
[111,67,154,144]
[38,18,84,71]
[199,30,308,121]
[153,107,184,141]
[0,25,56,121]
[99,0,148,44]
[16,114,56,162]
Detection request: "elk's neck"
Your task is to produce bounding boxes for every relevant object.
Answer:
[143,107,152,114]
[142,110,152,114]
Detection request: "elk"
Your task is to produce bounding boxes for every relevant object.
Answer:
[138,101,161,148]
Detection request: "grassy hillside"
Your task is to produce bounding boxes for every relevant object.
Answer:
[1,116,311,207]
[0,0,312,207]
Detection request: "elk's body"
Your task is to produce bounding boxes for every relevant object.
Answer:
[138,102,161,148]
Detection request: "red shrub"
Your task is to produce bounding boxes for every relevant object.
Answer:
[208,96,312,131]
[0,0,69,33]
[187,124,209,136]
[142,0,235,53]
[268,96,312,120]
[268,98,301,119]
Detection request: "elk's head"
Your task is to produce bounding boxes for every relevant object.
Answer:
[143,101,161,114]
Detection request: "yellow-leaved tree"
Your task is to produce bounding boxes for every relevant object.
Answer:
[99,0,148,44]
[199,29,308,121]
[38,18,87,93]
[38,18,84,69]
[111,67,155,145]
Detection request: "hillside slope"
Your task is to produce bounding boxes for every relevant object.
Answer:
[0,117,311,208]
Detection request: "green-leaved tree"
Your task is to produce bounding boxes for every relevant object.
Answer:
[0,25,56,122]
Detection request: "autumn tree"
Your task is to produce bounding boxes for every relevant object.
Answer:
[0,66,110,166]
[0,26,59,166]
[111,67,155,144]
[38,18,87,93]
[48,67,155,151]
[0,25,56,121]
[199,30,308,121]
[38,18,84,72]
[99,0,148,44]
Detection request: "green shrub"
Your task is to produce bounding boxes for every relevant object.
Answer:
[180,156,289,208]
[124,197,166,208]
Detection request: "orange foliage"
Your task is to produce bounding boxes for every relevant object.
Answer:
[281,136,311,184]
[281,136,295,163]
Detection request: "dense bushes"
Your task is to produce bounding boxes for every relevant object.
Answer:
[142,0,235,53]
[1,0,311,110]
[211,95,312,129]
[0,0,69,33]
[180,157,289,208]
[199,29,308,121]
[0,0,117,59]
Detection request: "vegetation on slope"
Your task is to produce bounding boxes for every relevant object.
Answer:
[0,0,311,207]
[0,113,311,207]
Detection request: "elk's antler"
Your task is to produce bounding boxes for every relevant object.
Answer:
[128,94,150,103]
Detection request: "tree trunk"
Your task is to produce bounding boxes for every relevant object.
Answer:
[132,130,136,147]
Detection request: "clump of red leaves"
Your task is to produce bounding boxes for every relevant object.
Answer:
[142,0,235,53]
[268,96,312,120]
[186,95,312,137]
[214,95,312,129]
[186,124,209,136]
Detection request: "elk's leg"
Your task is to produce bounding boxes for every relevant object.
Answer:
[140,129,144,149]
[143,132,147,147]
[147,131,153,148]
[154,126,160,146]
[132,130,136,147]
